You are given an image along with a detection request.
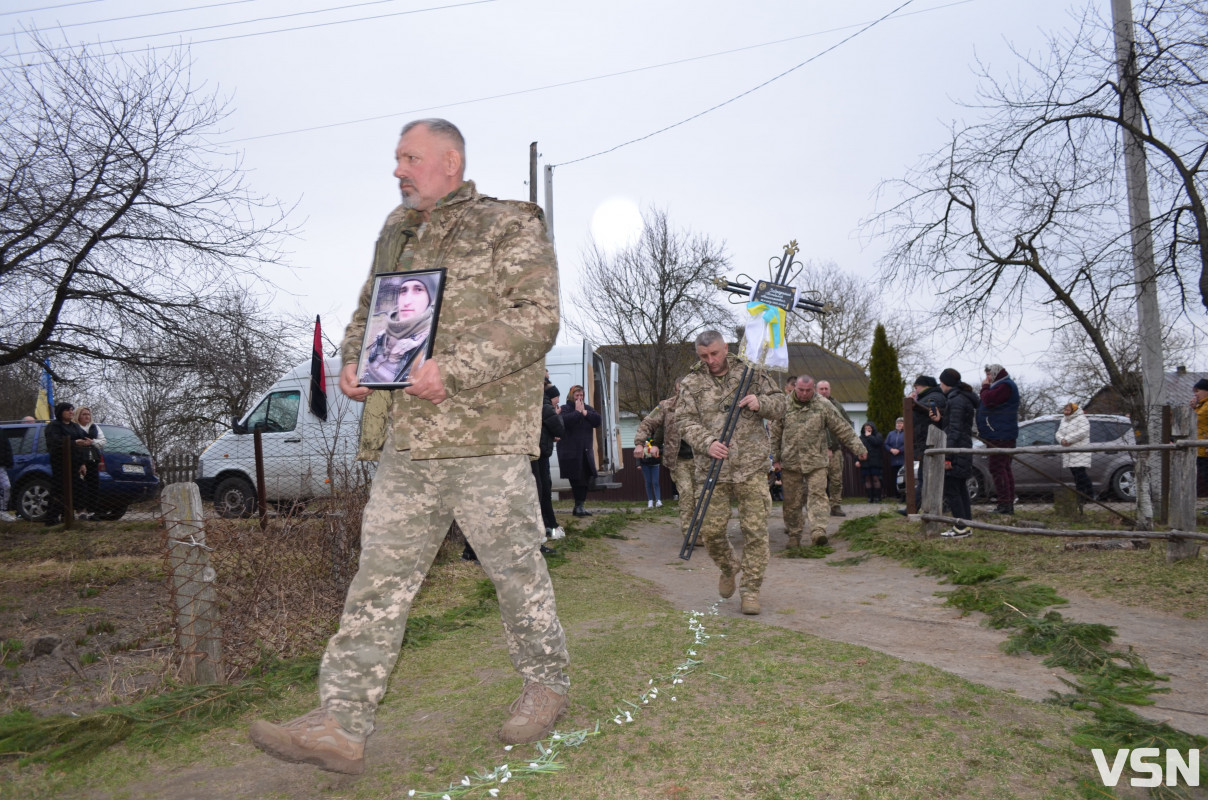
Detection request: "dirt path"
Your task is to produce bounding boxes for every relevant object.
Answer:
[606,504,1208,737]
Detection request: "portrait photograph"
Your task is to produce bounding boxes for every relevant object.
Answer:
[356,268,446,389]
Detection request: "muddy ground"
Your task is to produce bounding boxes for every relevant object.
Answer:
[606,504,1208,737]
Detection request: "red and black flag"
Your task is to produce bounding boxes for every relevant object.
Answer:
[310,315,328,421]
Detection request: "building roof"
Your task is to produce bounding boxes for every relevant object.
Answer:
[782,342,869,404]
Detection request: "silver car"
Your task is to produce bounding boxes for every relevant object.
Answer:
[897,414,1136,502]
[976,414,1136,502]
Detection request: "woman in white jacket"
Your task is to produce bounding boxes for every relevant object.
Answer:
[1056,402,1093,500]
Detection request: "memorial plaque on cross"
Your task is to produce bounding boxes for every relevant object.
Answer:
[679,241,829,560]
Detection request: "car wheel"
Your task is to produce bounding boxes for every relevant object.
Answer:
[966,472,987,503]
[92,505,128,521]
[1110,465,1136,501]
[214,476,256,518]
[17,477,52,522]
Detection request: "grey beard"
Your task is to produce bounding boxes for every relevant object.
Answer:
[400,190,418,209]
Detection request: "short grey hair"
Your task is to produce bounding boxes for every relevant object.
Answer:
[401,118,466,169]
[795,374,815,386]
[694,330,724,348]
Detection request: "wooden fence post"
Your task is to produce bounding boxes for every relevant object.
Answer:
[921,425,946,537]
[162,482,224,684]
[1167,406,1200,564]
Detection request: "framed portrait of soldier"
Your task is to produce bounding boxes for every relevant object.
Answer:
[356,268,446,389]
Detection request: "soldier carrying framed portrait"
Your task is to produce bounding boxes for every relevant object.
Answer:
[356,268,446,388]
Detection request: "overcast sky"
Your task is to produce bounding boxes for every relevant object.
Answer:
[9,0,1198,391]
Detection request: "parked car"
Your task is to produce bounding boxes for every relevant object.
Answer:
[897,414,1136,503]
[1,420,160,521]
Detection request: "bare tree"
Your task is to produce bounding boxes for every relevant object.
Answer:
[104,292,304,460]
[787,260,926,374]
[868,1,1208,431]
[569,207,735,414]
[0,361,41,420]
[0,34,292,376]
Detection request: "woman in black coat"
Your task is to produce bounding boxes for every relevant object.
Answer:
[856,422,885,503]
[43,403,92,525]
[556,384,601,517]
[930,368,979,538]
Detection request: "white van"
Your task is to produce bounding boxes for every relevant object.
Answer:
[194,355,367,517]
[195,343,619,515]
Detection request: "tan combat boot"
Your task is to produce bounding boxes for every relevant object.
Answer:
[500,682,568,744]
[718,558,740,599]
[786,535,801,549]
[740,594,761,615]
[249,708,365,774]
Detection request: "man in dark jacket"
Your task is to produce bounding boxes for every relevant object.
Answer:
[535,385,565,538]
[932,368,979,538]
[977,363,1020,514]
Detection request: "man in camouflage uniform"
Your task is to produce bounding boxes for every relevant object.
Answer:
[677,331,786,615]
[772,375,867,548]
[250,119,570,775]
[634,380,694,542]
[817,379,856,516]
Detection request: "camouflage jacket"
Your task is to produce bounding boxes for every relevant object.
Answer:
[341,181,559,461]
[676,354,786,482]
[635,396,685,471]
[771,394,866,473]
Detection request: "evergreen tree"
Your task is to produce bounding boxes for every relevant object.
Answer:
[866,324,904,436]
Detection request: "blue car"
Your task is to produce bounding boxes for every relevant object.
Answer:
[2,421,160,521]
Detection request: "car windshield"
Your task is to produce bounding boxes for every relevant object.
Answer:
[100,425,151,455]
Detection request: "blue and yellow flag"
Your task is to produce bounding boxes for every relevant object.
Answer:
[33,360,54,421]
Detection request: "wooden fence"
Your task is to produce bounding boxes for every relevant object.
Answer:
[158,453,199,486]
[913,405,1206,563]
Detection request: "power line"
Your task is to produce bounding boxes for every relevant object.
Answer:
[224,0,970,144]
[5,0,497,62]
[19,0,266,32]
[1,0,105,17]
[552,0,919,167]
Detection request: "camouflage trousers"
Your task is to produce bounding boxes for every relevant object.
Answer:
[782,468,829,543]
[826,450,844,508]
[673,458,697,541]
[695,471,770,597]
[319,437,570,738]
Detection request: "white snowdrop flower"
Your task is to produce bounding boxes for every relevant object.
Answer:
[643,699,649,704]
[624,711,633,722]
[613,716,624,725]
[503,745,513,751]
[648,679,654,684]
[672,696,677,701]
[688,650,696,655]
[529,762,539,768]
[443,795,451,800]
[462,776,471,785]
[489,791,499,798]
[552,733,561,740]
[501,776,509,784]
[408,792,416,797]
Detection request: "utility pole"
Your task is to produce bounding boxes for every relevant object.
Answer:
[544,164,555,243]
[529,142,538,204]
[1111,0,1165,526]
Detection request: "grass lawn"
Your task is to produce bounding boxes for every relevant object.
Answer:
[0,507,1132,800]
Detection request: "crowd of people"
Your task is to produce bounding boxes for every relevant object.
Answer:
[0,403,108,525]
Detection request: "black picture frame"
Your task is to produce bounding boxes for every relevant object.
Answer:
[356,268,446,389]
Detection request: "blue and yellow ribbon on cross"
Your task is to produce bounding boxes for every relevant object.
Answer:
[746,299,787,351]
